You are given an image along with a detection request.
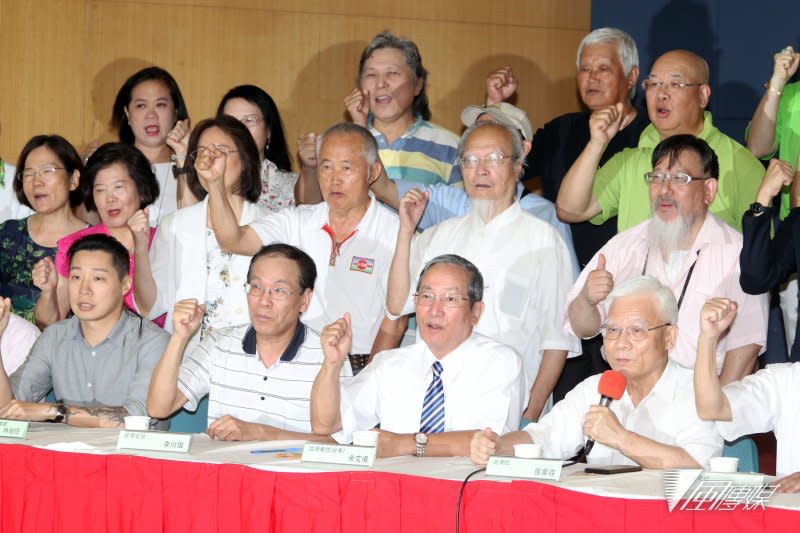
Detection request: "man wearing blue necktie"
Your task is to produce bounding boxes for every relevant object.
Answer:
[311,254,524,458]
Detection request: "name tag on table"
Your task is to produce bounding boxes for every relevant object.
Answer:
[117,430,192,453]
[0,419,28,439]
[301,443,376,467]
[486,456,562,481]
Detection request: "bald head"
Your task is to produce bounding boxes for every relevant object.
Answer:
[653,50,709,83]
[644,50,711,138]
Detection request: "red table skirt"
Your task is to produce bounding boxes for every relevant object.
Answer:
[1,444,799,532]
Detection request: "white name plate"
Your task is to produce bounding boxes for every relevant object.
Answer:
[301,443,376,467]
[0,419,28,439]
[117,430,192,453]
[486,456,562,481]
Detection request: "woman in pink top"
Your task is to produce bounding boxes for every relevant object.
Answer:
[33,143,161,327]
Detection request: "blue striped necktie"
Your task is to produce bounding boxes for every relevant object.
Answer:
[420,361,445,433]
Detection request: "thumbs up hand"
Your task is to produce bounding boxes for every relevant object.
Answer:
[581,253,615,306]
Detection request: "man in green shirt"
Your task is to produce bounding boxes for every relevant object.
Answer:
[557,50,764,233]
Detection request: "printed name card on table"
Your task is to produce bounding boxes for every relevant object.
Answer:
[486,456,563,481]
[301,443,376,467]
[117,430,192,453]
[0,419,28,439]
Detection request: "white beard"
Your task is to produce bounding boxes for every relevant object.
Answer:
[470,198,497,223]
[647,205,695,258]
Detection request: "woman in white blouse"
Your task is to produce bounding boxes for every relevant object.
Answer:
[147,116,268,353]
[216,85,298,211]
[111,66,193,226]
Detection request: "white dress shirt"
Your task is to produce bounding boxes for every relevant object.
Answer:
[333,332,525,444]
[525,360,723,467]
[718,362,800,477]
[403,202,581,391]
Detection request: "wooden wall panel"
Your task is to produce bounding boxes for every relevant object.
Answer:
[0,0,590,169]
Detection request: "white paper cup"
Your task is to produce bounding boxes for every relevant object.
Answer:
[124,416,151,431]
[708,457,739,473]
[514,443,543,459]
[352,430,379,447]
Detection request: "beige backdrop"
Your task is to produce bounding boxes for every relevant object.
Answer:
[0,0,590,168]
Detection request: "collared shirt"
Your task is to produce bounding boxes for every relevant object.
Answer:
[402,202,581,391]
[717,362,800,477]
[149,197,265,353]
[0,161,33,223]
[333,332,524,443]
[526,360,722,466]
[1,313,40,375]
[566,212,768,371]
[591,111,764,232]
[9,310,169,415]
[249,195,398,354]
[758,81,800,219]
[395,180,579,278]
[178,322,352,432]
[369,116,462,186]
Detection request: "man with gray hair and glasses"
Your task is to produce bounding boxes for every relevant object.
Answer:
[312,254,524,458]
[565,135,767,384]
[387,121,580,424]
[471,276,722,469]
[557,49,763,233]
[206,122,401,373]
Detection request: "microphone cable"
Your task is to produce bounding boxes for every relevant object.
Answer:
[455,467,485,533]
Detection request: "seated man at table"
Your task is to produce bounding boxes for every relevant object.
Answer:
[147,243,352,441]
[566,135,766,383]
[471,276,722,468]
[695,298,800,492]
[311,254,524,457]
[0,234,169,427]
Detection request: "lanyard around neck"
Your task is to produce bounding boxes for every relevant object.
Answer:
[641,248,700,310]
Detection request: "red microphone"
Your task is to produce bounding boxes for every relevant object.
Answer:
[584,370,627,457]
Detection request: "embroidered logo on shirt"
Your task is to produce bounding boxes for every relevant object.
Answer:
[350,256,374,274]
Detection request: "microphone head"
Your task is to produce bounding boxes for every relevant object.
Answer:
[598,370,626,400]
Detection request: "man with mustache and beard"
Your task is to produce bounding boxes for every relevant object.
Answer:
[566,135,767,384]
[387,121,580,423]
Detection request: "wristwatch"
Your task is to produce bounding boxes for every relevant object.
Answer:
[749,202,768,216]
[52,401,68,424]
[172,165,189,178]
[415,432,428,457]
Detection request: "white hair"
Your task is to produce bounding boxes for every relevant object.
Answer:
[604,275,678,324]
[576,27,639,100]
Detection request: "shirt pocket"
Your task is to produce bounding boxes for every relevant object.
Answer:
[498,275,531,319]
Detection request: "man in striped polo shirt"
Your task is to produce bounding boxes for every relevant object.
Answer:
[147,243,352,441]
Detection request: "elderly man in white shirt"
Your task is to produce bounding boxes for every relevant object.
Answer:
[206,123,401,373]
[695,297,800,492]
[387,121,579,423]
[312,254,524,458]
[471,276,722,468]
